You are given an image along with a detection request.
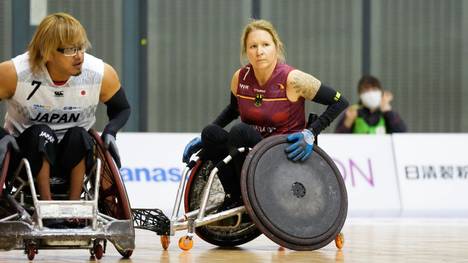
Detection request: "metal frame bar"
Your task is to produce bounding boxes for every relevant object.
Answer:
[169,147,250,235]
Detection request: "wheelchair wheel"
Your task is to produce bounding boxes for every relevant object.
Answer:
[89,130,134,257]
[184,160,261,247]
[241,135,347,251]
[0,151,10,197]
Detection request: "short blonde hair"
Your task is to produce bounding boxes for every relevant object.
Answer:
[240,19,285,65]
[28,12,91,74]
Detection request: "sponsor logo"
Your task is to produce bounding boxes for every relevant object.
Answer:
[253,88,266,94]
[63,106,81,111]
[239,83,249,90]
[120,167,182,182]
[333,158,375,187]
[54,91,64,97]
[252,125,276,135]
[39,131,55,143]
[404,165,468,180]
[33,104,51,110]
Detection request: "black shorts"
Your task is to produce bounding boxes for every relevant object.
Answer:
[9,124,94,183]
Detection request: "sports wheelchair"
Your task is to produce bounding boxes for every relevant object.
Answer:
[0,130,134,260]
[133,127,347,251]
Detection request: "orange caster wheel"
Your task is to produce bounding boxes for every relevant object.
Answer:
[161,235,170,250]
[335,232,344,249]
[178,236,193,251]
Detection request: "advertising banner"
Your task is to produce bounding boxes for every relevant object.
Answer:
[392,134,468,216]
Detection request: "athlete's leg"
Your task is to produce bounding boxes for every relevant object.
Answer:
[226,123,262,204]
[201,124,229,162]
[59,127,93,200]
[200,124,240,200]
[36,158,52,200]
[16,124,58,200]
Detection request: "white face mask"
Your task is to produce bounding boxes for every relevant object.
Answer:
[360,90,382,110]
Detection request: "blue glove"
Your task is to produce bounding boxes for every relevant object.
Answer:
[102,133,121,168]
[284,129,314,162]
[182,137,202,163]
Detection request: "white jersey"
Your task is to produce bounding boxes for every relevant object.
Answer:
[5,52,104,140]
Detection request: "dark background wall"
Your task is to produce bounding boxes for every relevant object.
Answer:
[1,0,467,132]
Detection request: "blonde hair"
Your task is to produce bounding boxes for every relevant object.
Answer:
[240,19,285,65]
[28,12,91,74]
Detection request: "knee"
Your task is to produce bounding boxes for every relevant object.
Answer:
[201,124,229,158]
[62,126,93,150]
[63,127,88,142]
[228,123,261,148]
[201,124,229,146]
[21,124,57,145]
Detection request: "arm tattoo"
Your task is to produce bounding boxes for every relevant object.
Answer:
[290,72,320,100]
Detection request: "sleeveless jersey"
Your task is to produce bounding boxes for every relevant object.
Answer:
[5,52,103,140]
[236,63,305,137]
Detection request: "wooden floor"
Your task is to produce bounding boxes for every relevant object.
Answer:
[1,218,468,262]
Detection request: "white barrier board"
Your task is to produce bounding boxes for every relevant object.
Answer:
[118,133,197,215]
[318,135,400,216]
[392,134,468,216]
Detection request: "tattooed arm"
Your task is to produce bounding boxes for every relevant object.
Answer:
[286,70,322,101]
[286,69,348,134]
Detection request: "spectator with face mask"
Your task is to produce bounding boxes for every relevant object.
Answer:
[335,75,406,134]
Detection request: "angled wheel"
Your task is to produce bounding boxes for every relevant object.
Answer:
[184,160,261,247]
[178,236,193,251]
[0,150,10,197]
[89,130,135,258]
[335,232,344,249]
[241,135,348,251]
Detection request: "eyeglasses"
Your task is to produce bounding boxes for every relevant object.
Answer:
[56,46,86,56]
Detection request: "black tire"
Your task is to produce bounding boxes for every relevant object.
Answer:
[89,130,134,258]
[185,160,261,247]
[241,135,348,251]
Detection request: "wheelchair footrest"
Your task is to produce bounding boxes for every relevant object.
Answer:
[38,200,96,219]
[132,208,170,235]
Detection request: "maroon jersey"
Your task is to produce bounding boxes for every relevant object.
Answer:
[236,63,305,137]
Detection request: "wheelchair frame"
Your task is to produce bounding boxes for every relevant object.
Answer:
[133,147,254,251]
[0,130,134,260]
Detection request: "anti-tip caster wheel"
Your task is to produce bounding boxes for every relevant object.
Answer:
[178,236,193,251]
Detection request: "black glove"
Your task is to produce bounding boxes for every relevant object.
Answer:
[102,133,121,168]
[0,134,20,169]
